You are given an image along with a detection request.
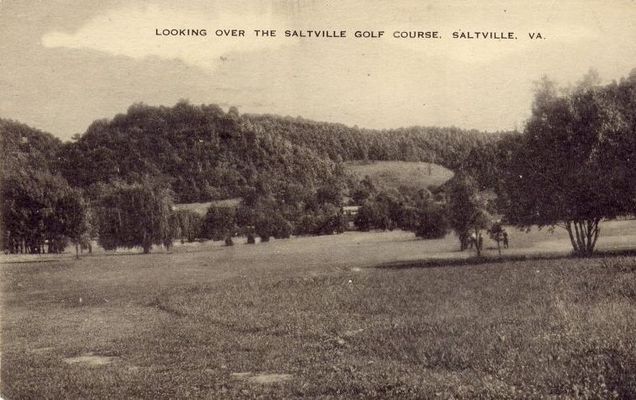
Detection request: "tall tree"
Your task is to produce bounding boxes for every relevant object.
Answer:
[54,189,88,259]
[446,174,491,255]
[501,76,632,255]
[201,205,236,243]
[95,179,174,253]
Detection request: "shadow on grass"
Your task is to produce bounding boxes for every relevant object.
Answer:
[375,248,636,270]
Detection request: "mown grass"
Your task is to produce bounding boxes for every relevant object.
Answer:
[1,237,635,399]
[344,160,454,191]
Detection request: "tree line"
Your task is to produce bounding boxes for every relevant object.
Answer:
[1,69,635,256]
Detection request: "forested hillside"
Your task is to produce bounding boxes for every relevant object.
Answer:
[0,119,63,181]
[2,103,507,252]
[57,102,343,203]
[244,114,508,177]
[54,101,508,203]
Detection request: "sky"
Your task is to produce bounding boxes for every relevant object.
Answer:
[1,0,635,141]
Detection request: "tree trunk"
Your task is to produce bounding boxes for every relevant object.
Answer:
[565,221,580,254]
[75,243,80,259]
[565,219,600,256]
[475,229,481,257]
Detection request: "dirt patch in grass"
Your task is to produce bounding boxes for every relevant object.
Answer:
[63,353,119,367]
[249,373,293,384]
[230,372,252,379]
[231,372,293,384]
[29,347,55,354]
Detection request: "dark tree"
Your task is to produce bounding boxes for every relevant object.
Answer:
[446,174,491,255]
[255,211,292,242]
[171,209,203,243]
[501,75,632,256]
[95,179,173,253]
[54,188,88,258]
[400,202,449,239]
[202,205,236,244]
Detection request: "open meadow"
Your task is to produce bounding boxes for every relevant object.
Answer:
[1,222,636,399]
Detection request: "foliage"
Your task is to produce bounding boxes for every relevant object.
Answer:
[400,202,449,239]
[295,206,347,236]
[500,73,635,255]
[255,211,292,242]
[353,189,403,231]
[170,209,203,243]
[57,101,345,203]
[0,118,63,182]
[48,101,513,205]
[201,206,236,241]
[355,200,391,231]
[95,179,174,253]
[1,171,85,254]
[0,120,87,254]
[446,174,492,253]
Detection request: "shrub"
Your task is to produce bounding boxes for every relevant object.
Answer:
[201,206,236,241]
[255,212,292,241]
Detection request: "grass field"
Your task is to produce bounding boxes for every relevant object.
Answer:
[344,161,454,191]
[1,223,635,399]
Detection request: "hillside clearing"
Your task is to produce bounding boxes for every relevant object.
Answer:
[344,160,454,191]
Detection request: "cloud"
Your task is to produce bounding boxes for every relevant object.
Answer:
[41,4,293,70]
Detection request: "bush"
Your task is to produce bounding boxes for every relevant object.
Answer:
[171,209,203,243]
[296,208,346,235]
[201,206,236,241]
[255,212,292,242]
[355,200,391,231]
[398,202,448,239]
[95,179,173,254]
[414,206,448,239]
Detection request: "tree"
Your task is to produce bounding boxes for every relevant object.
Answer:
[172,209,203,243]
[1,170,85,254]
[355,200,390,231]
[351,175,376,204]
[446,174,491,255]
[255,211,292,242]
[488,222,504,256]
[501,76,632,256]
[605,70,636,217]
[54,188,88,258]
[95,179,173,253]
[400,202,449,239]
[0,119,71,254]
[201,205,236,243]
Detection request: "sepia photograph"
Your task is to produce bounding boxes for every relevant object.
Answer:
[1,0,635,398]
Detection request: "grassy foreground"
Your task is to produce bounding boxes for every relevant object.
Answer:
[1,236,635,399]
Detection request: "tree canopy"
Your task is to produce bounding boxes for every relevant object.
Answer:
[95,179,174,253]
[500,74,635,255]
[445,174,492,254]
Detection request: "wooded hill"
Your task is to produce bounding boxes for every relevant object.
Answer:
[45,101,508,203]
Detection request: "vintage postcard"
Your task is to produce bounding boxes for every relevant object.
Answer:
[1,1,635,398]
